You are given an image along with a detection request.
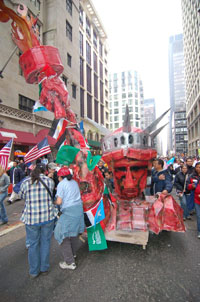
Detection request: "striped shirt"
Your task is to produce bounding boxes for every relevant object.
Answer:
[19,174,57,225]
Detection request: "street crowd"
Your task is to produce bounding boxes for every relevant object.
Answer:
[0,155,200,279]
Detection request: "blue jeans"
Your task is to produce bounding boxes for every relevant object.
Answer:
[0,191,8,223]
[179,194,190,219]
[26,221,54,276]
[194,203,200,233]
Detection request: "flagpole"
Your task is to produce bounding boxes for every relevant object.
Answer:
[0,46,18,79]
[9,138,14,163]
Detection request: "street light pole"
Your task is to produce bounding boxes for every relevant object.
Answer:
[0,46,18,79]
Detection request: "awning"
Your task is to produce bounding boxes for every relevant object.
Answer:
[88,139,101,147]
[0,128,57,147]
[0,128,37,146]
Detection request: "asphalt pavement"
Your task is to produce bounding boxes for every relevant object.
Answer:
[0,197,200,302]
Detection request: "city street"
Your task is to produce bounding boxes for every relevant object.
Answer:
[0,198,200,302]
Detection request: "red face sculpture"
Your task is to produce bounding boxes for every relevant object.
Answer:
[114,159,148,199]
[102,126,157,201]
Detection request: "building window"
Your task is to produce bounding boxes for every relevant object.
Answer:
[106,112,109,120]
[115,123,119,128]
[86,41,91,65]
[122,93,126,99]
[66,0,72,15]
[62,75,68,87]
[79,32,83,56]
[94,74,98,99]
[30,0,40,10]
[80,88,84,117]
[114,101,119,107]
[114,109,119,114]
[93,52,98,73]
[101,104,104,124]
[87,65,91,93]
[100,81,104,104]
[99,61,103,80]
[87,131,93,140]
[79,6,83,26]
[66,20,72,41]
[67,53,72,67]
[86,17,91,37]
[72,84,76,99]
[19,95,35,112]
[95,100,99,123]
[87,94,92,119]
[93,30,97,49]
[99,41,103,57]
[95,132,99,141]
[80,58,84,86]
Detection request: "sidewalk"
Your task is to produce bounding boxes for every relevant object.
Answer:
[0,197,24,236]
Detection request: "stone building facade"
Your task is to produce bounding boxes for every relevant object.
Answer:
[0,0,109,156]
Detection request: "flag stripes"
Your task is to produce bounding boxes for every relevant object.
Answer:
[0,139,13,170]
[24,137,51,164]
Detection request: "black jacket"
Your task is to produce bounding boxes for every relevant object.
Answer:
[9,166,25,184]
[187,165,195,176]
[174,171,190,194]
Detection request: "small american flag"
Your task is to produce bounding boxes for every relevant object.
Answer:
[0,139,13,170]
[24,137,51,164]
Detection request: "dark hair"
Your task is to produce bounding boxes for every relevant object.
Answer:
[156,158,164,168]
[60,174,73,181]
[195,162,200,168]
[181,164,187,170]
[31,165,45,184]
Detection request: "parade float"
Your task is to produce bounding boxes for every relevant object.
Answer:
[0,1,185,250]
[101,107,185,248]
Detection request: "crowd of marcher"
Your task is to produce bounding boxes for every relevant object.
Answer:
[150,156,200,239]
[0,154,200,279]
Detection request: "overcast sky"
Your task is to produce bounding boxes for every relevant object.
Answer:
[92,0,183,116]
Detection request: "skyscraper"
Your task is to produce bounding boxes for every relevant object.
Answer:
[181,0,200,156]
[168,34,188,155]
[143,98,156,129]
[109,70,144,131]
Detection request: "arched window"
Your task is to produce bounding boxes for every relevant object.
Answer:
[95,133,99,141]
[128,134,134,144]
[114,137,118,147]
[120,136,125,145]
[87,131,93,140]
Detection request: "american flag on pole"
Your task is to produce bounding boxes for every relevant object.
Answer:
[24,137,51,164]
[0,139,13,170]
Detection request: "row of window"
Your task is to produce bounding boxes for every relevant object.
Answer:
[79,6,104,57]
[110,121,139,129]
[110,108,139,115]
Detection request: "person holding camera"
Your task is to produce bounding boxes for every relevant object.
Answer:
[186,162,200,238]
[174,164,191,221]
